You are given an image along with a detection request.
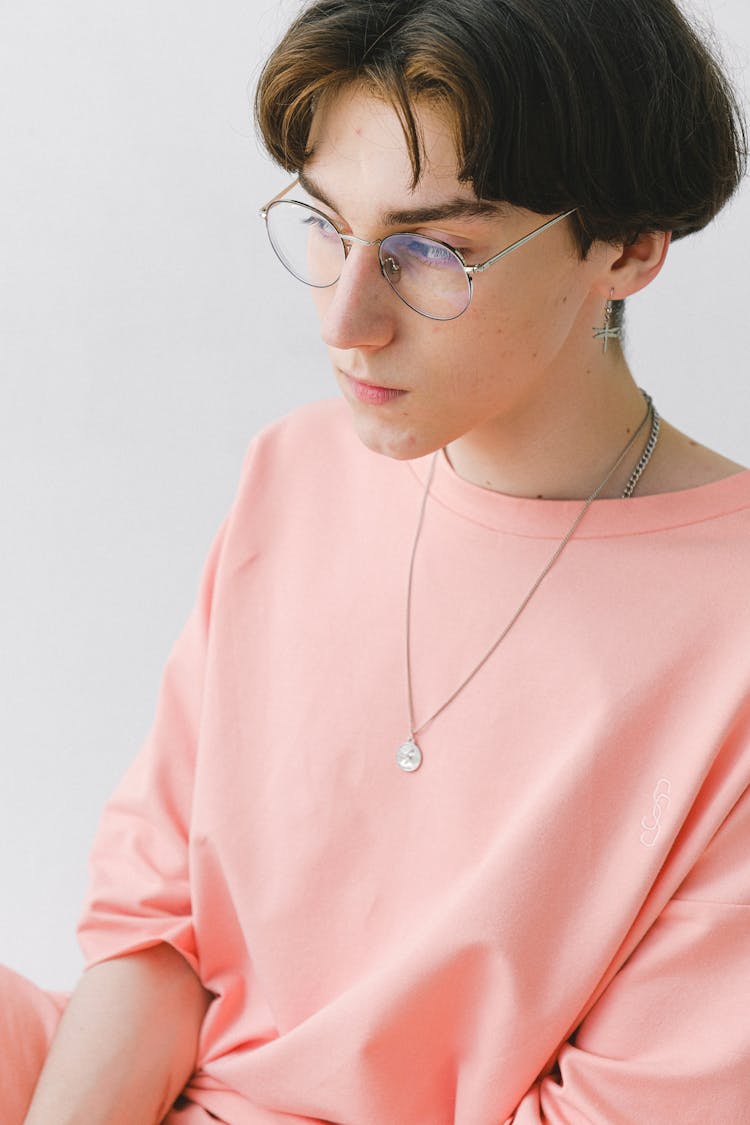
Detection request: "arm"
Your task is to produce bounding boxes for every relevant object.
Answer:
[24,942,212,1125]
[52,520,233,1123]
[505,781,750,1123]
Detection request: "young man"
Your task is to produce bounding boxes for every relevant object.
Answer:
[9,0,750,1121]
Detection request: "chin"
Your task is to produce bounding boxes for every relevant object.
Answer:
[346,405,441,462]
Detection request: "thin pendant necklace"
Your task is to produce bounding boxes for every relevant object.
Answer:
[396,391,660,773]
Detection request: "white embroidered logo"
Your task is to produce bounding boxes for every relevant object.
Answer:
[640,779,672,849]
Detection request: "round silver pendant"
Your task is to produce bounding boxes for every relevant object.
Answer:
[396,739,422,773]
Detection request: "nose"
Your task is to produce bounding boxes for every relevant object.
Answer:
[316,242,396,352]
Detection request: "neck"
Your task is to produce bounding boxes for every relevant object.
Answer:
[445,358,649,501]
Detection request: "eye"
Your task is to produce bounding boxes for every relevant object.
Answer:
[423,242,455,263]
[395,236,461,265]
[301,212,340,240]
[420,237,472,262]
[301,212,329,230]
[414,232,474,259]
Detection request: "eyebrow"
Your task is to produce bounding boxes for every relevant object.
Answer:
[297,171,503,226]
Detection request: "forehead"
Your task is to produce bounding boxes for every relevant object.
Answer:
[304,85,484,216]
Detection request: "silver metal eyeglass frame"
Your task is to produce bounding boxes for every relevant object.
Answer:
[260,178,577,321]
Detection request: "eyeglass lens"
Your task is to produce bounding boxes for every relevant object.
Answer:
[265,201,472,320]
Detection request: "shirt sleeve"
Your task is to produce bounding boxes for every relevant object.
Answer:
[76,516,229,978]
[506,781,750,1124]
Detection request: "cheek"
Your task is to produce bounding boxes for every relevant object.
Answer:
[310,288,329,323]
[474,278,575,358]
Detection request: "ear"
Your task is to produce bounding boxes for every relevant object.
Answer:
[599,230,672,300]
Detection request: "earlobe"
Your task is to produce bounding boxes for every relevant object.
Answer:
[607,230,672,299]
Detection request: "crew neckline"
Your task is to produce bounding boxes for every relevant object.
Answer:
[406,450,750,539]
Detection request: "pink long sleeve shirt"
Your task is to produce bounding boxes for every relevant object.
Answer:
[78,400,750,1123]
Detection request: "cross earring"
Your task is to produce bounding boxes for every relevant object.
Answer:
[593,289,622,353]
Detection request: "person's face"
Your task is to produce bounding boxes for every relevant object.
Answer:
[303,85,606,462]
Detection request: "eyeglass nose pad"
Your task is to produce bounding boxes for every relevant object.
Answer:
[381,255,401,282]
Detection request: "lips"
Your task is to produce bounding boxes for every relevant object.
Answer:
[341,371,407,405]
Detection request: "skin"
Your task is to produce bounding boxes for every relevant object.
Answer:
[302,85,745,499]
[23,944,211,1125]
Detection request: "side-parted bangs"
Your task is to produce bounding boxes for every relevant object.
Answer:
[254,0,747,253]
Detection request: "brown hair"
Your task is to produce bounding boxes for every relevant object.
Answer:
[255,0,746,257]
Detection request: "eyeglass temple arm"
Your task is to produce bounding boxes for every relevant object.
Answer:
[468,209,577,275]
[259,177,300,218]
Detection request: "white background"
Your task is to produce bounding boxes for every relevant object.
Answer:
[1,0,749,990]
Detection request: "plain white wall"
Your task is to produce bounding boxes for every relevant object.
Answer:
[1,0,749,991]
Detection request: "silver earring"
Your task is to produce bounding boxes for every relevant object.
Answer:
[593,289,622,353]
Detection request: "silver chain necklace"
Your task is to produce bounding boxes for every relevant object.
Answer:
[396,392,660,773]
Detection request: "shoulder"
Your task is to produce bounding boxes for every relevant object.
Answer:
[248,397,354,458]
[641,419,747,495]
[224,397,417,546]
[234,398,366,491]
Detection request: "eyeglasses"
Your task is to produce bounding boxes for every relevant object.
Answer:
[260,179,576,322]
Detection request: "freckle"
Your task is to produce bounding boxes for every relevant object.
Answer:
[689,440,699,447]
[537,494,544,500]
